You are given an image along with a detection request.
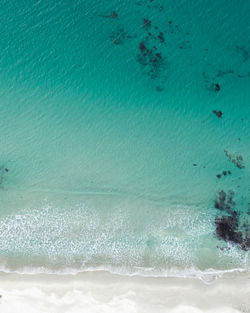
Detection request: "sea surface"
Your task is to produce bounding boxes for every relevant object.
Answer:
[0,0,249,278]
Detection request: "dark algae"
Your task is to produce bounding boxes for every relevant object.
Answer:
[136,40,167,80]
[212,110,223,118]
[214,83,220,91]
[143,19,151,29]
[98,11,118,19]
[236,45,249,62]
[216,170,231,178]
[0,166,9,187]
[224,150,245,169]
[215,216,243,244]
[214,191,250,251]
[157,32,165,43]
[110,26,136,45]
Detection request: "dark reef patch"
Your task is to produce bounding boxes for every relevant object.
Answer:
[110,26,136,45]
[202,72,221,92]
[0,166,9,187]
[98,11,118,19]
[212,110,223,118]
[216,170,231,179]
[215,69,234,78]
[143,18,151,29]
[214,191,250,251]
[157,32,165,43]
[214,190,235,214]
[224,150,245,169]
[215,216,243,244]
[136,40,167,80]
[211,83,220,92]
[236,45,249,62]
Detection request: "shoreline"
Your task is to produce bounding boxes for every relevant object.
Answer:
[0,270,249,313]
[0,264,249,283]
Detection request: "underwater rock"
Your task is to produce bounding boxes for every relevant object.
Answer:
[139,41,147,55]
[210,83,220,91]
[216,69,234,77]
[0,166,9,187]
[158,32,165,43]
[224,150,245,169]
[214,190,227,210]
[214,190,249,250]
[110,11,118,18]
[216,170,231,178]
[143,18,151,29]
[99,11,118,18]
[110,26,136,45]
[136,0,168,87]
[236,45,249,62]
[212,110,223,118]
[215,83,220,91]
[202,72,221,92]
[241,236,250,251]
[214,190,235,215]
[215,216,243,244]
[155,86,164,92]
[136,40,167,79]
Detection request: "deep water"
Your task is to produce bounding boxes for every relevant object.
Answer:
[0,0,249,275]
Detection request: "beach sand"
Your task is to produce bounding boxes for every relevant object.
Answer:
[0,271,249,313]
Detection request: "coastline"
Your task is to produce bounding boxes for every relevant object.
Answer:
[0,270,249,313]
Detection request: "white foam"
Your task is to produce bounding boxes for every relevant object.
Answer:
[0,263,248,284]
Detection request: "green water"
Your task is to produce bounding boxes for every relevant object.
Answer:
[0,0,249,275]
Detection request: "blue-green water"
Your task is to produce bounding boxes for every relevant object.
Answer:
[0,0,249,276]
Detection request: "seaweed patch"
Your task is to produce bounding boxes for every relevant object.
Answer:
[98,11,118,19]
[110,26,136,45]
[236,45,249,62]
[0,166,9,187]
[203,72,221,92]
[143,18,151,29]
[224,150,245,169]
[212,110,223,118]
[214,190,249,251]
[136,40,167,80]
[215,69,234,78]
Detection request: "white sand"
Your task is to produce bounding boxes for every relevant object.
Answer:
[0,271,249,313]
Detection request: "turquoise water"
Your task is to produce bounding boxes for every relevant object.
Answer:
[0,0,249,275]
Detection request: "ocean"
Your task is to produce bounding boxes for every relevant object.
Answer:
[0,0,249,279]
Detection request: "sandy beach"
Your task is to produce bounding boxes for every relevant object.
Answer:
[0,271,249,313]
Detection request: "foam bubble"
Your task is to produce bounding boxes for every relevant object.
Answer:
[0,204,248,275]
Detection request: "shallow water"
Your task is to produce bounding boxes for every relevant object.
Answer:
[0,0,249,275]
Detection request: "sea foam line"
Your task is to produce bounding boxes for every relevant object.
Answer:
[0,263,248,284]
